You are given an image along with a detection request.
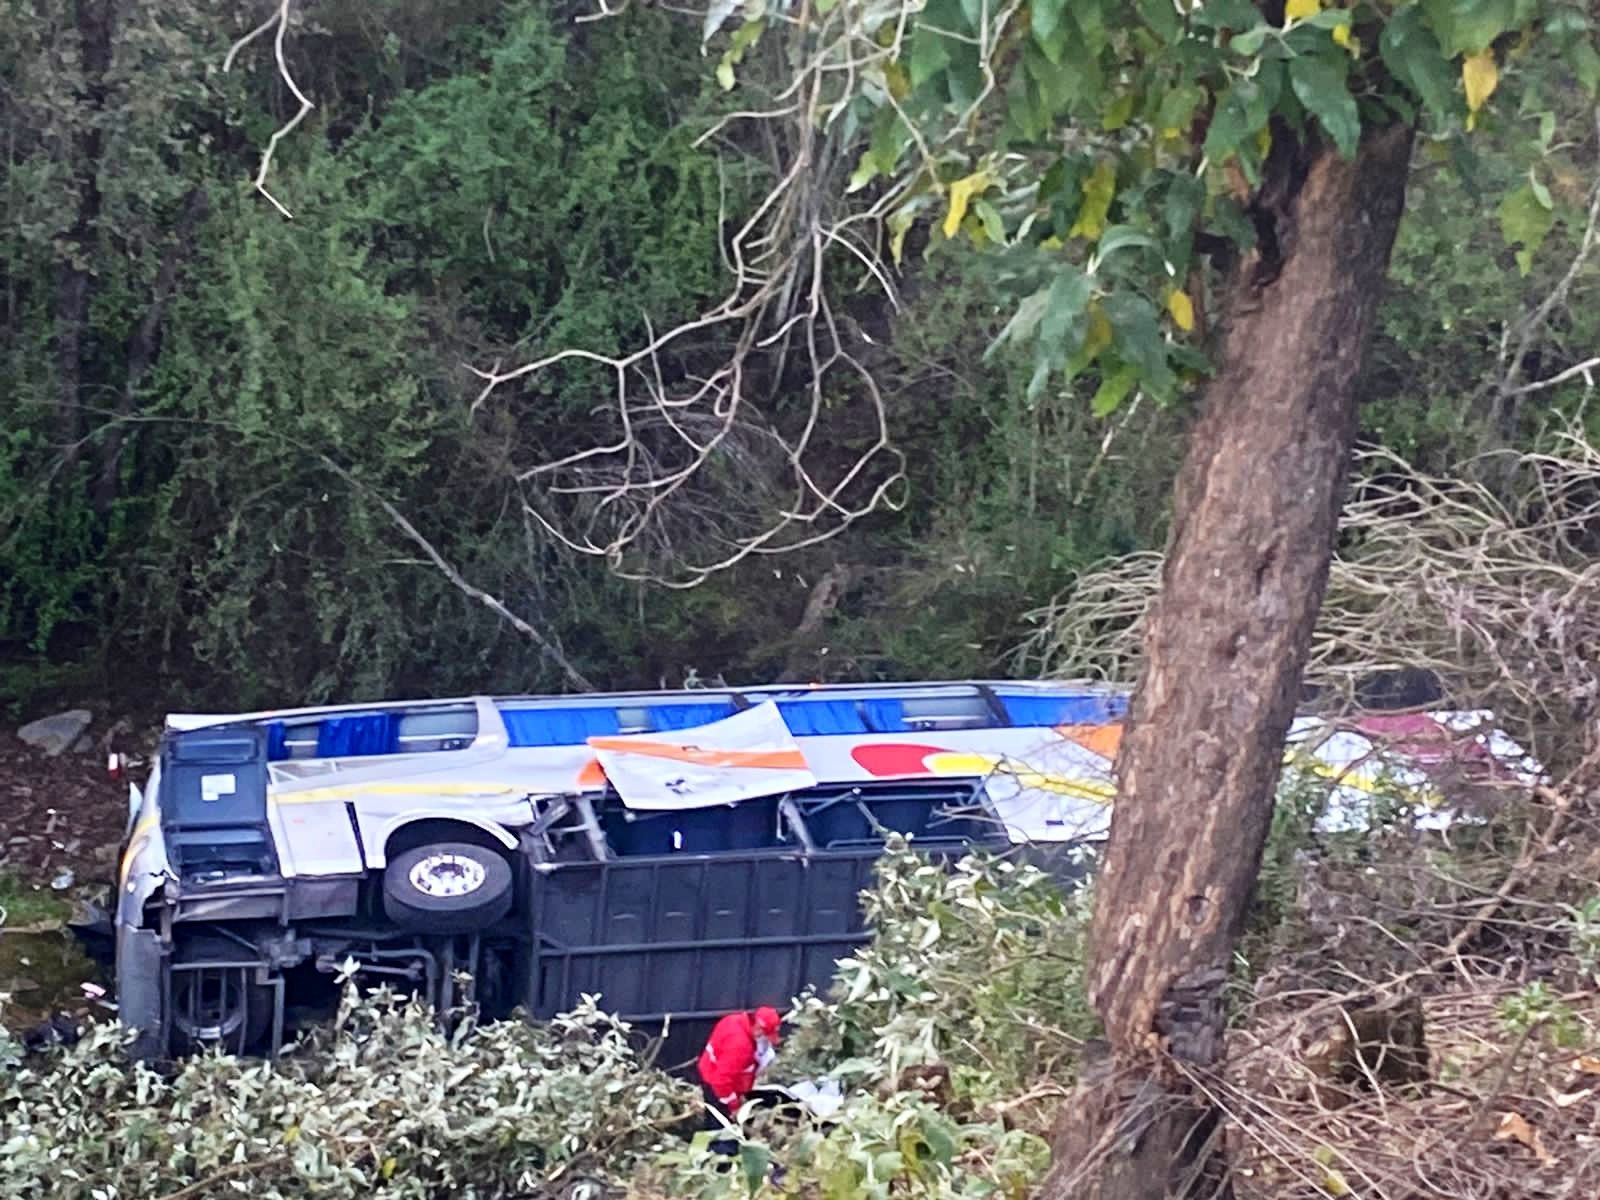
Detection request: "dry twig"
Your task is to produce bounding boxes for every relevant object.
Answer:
[224,1,314,219]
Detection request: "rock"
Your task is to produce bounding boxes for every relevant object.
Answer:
[17,710,93,758]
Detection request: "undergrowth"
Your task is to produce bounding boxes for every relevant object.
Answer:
[0,843,1091,1200]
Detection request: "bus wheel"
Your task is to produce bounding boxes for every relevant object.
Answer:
[170,938,274,1054]
[382,842,513,935]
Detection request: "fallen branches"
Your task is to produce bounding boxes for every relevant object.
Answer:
[1021,434,1600,762]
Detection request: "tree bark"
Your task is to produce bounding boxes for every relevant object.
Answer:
[1041,120,1414,1200]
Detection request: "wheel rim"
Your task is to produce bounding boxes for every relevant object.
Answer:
[174,972,246,1042]
[408,852,487,898]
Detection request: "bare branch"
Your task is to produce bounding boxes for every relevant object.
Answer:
[311,454,597,691]
[1021,433,1600,764]
[1492,106,1600,407]
[464,0,1041,586]
[1502,355,1600,398]
[224,0,314,219]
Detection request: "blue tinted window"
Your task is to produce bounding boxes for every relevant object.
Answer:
[777,700,868,735]
[316,713,400,757]
[859,699,910,732]
[502,706,622,747]
[999,694,1127,727]
[648,702,739,731]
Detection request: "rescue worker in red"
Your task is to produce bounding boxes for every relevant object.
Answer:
[697,1005,783,1115]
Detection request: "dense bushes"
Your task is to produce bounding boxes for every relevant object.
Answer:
[0,844,1087,1199]
[3,2,1597,706]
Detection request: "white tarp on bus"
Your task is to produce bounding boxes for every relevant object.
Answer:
[587,701,818,811]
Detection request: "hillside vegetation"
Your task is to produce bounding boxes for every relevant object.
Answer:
[2,0,1594,707]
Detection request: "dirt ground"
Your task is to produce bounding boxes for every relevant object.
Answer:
[0,729,130,897]
[0,728,135,1029]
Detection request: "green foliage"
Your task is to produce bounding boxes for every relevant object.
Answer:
[710,0,1599,413]
[652,1089,1049,1199]
[1498,980,1585,1047]
[1561,895,1600,983]
[0,990,695,1199]
[779,839,1097,1100]
[647,841,1082,1199]
[3,0,1598,705]
[0,2,739,703]
[0,851,1082,1200]
[0,873,71,928]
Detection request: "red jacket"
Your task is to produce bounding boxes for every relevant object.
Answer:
[697,1012,760,1107]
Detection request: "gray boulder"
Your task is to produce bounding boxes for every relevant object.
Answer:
[17,709,93,757]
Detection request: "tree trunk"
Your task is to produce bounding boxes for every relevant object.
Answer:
[1040,121,1414,1200]
[92,184,209,512]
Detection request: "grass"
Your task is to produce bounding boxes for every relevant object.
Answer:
[0,871,72,928]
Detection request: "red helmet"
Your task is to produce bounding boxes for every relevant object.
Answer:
[753,1005,783,1042]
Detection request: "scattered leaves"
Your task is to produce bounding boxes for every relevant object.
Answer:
[1493,1111,1556,1166]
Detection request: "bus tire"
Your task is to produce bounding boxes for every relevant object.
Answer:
[382,842,513,934]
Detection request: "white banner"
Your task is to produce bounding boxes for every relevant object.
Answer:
[587,702,817,810]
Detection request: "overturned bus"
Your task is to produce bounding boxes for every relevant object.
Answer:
[114,681,1131,1059]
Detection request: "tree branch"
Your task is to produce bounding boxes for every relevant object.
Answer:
[224,0,314,219]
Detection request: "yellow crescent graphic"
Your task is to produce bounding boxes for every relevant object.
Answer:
[923,751,1116,804]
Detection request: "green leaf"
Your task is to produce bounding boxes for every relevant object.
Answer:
[973,198,1007,244]
[1499,182,1555,275]
[1538,110,1557,149]
[1380,8,1457,117]
[716,58,736,90]
[1290,55,1360,157]
[1105,292,1175,400]
[909,29,953,88]
[991,287,1049,354]
[1567,39,1600,95]
[1204,66,1281,161]
[1032,0,1069,46]
[847,152,878,193]
[740,1142,772,1194]
[1422,0,1528,57]
[921,1115,959,1166]
[1039,269,1094,352]
[1209,196,1257,251]
[1091,361,1139,416]
[1095,225,1157,261]
[1102,91,1136,131]
[1230,25,1275,57]
[1162,172,1204,273]
[1137,0,1182,43]
[1155,84,1205,135]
